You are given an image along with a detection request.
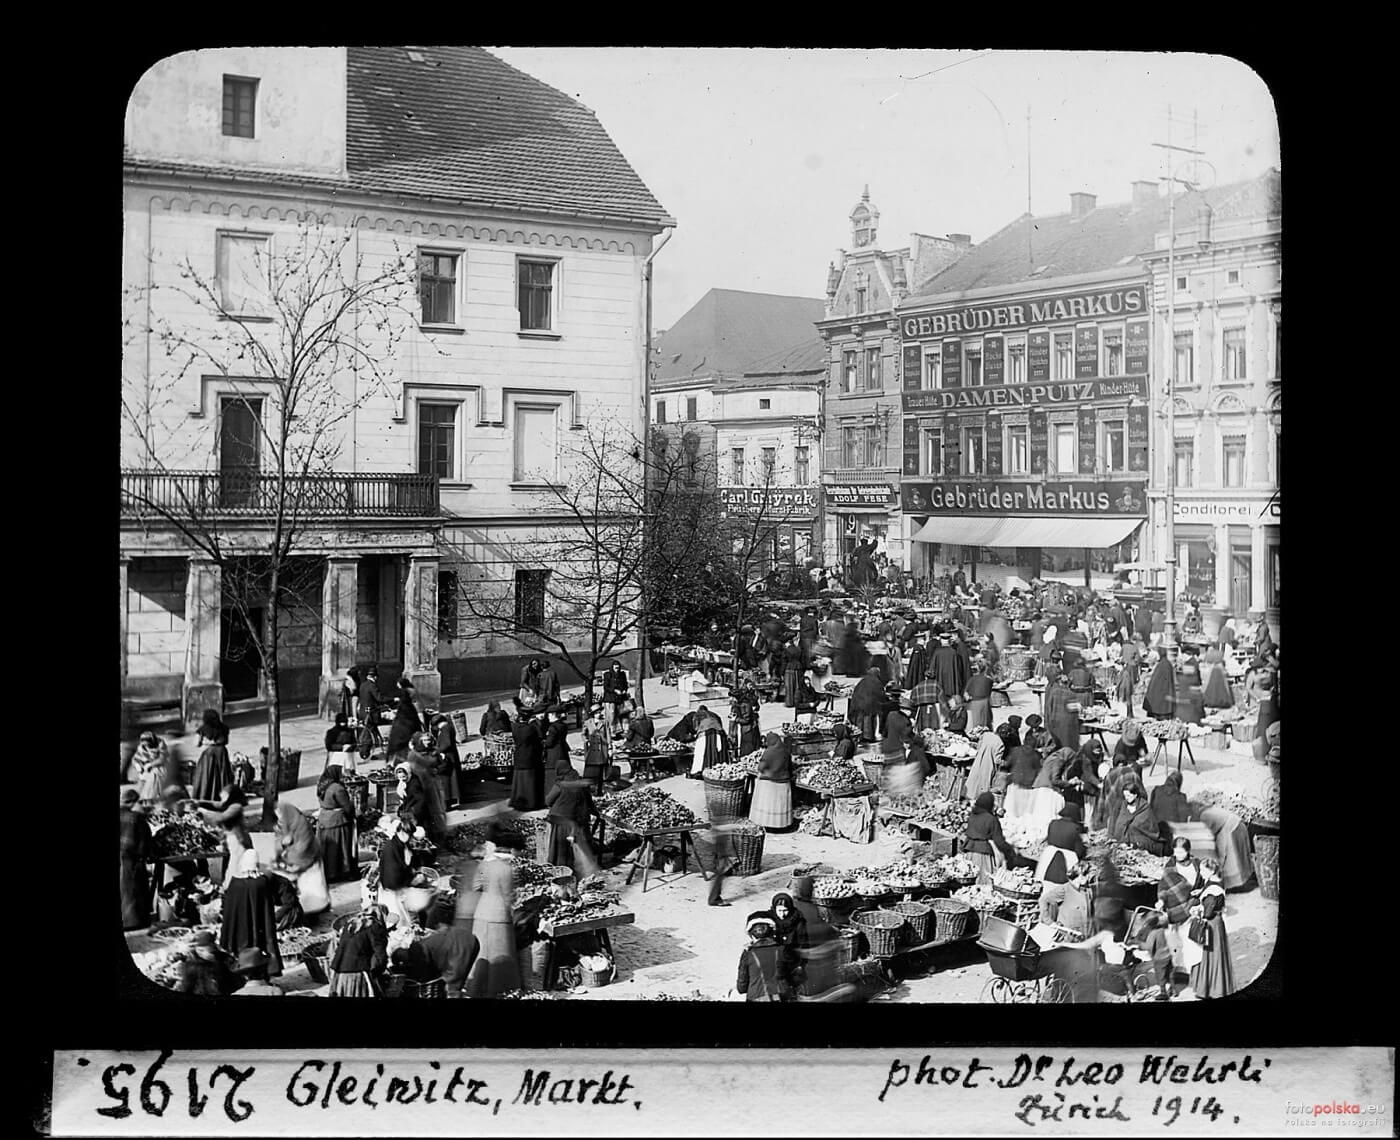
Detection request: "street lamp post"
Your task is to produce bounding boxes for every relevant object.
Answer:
[1163,177,1179,662]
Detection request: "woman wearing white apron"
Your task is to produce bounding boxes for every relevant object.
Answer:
[376,815,419,928]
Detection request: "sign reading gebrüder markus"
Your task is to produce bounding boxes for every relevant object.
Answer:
[901,284,1147,339]
[718,486,816,513]
[902,376,1146,414]
[901,480,1148,516]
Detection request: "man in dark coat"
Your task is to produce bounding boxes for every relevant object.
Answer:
[542,709,573,795]
[930,636,966,700]
[509,712,545,811]
[903,635,929,689]
[385,677,424,761]
[799,608,819,665]
[120,790,152,931]
[358,667,383,746]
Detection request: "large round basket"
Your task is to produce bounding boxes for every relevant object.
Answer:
[929,897,971,941]
[891,900,933,944]
[729,821,766,876]
[703,774,746,822]
[1000,648,1035,682]
[853,910,906,958]
[788,863,834,895]
[814,893,857,925]
[382,974,446,999]
[300,939,333,985]
[580,959,615,989]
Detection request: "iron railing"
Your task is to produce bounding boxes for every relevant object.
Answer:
[120,469,440,518]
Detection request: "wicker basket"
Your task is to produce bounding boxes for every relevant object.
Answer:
[930,897,971,941]
[970,902,1010,934]
[891,900,933,943]
[1231,720,1259,744]
[834,926,863,967]
[1000,648,1035,682]
[853,910,906,958]
[580,959,615,989]
[301,939,333,985]
[703,774,746,822]
[383,974,447,999]
[730,821,766,876]
[1253,833,1279,900]
[815,895,857,924]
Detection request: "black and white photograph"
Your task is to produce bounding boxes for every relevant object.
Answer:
[118,46,1282,1011]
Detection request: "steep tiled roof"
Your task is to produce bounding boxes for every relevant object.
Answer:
[908,175,1265,300]
[345,46,673,228]
[655,290,826,382]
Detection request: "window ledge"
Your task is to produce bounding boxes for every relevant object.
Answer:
[439,481,474,490]
[1217,379,1250,387]
[510,481,563,491]
[517,330,562,341]
[419,323,465,335]
[836,389,886,399]
[217,313,274,323]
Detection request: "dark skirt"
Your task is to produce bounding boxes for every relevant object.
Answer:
[784,668,802,707]
[120,855,150,930]
[736,722,761,756]
[510,764,545,812]
[1191,913,1235,998]
[465,918,520,998]
[192,746,234,802]
[318,820,359,883]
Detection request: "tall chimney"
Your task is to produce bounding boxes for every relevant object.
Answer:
[1070,192,1096,219]
[1132,180,1158,208]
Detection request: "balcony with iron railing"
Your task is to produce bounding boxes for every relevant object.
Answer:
[120,470,440,520]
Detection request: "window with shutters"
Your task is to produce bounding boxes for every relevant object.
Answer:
[217,232,271,315]
[963,341,982,387]
[922,428,941,475]
[1005,423,1029,474]
[923,348,942,390]
[517,258,557,331]
[222,76,257,138]
[417,251,459,325]
[417,402,457,480]
[513,405,558,484]
[1006,336,1026,383]
[437,571,459,639]
[1052,423,1076,475]
[515,569,549,631]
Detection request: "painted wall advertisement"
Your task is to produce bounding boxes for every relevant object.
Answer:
[1126,318,1149,374]
[899,283,1148,339]
[902,376,1147,414]
[1029,408,1049,475]
[902,480,1148,516]
[902,417,920,477]
[1128,405,1149,473]
[902,343,922,391]
[718,487,816,513]
[1077,405,1097,475]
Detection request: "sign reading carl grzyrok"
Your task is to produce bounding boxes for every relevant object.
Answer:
[902,480,1147,517]
[900,284,1147,338]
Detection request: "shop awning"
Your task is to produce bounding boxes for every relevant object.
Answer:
[911,515,1144,549]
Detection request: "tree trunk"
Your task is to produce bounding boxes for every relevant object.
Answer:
[261,581,283,827]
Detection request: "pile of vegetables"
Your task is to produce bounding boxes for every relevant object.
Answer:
[705,751,763,781]
[966,724,989,743]
[147,809,224,859]
[993,866,1040,895]
[953,883,1006,913]
[1189,781,1271,824]
[812,877,855,901]
[442,816,543,856]
[798,759,868,795]
[654,738,688,754]
[782,721,833,740]
[845,863,923,893]
[597,785,699,832]
[1083,832,1167,885]
[824,680,853,695]
[910,800,972,834]
[922,730,976,760]
[1139,719,1208,741]
[999,815,1047,858]
[1080,712,1126,732]
[541,886,623,927]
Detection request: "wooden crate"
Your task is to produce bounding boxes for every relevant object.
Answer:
[899,822,958,855]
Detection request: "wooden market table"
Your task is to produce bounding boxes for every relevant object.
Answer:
[536,908,636,990]
[596,814,710,892]
[1146,735,1198,775]
[149,850,225,912]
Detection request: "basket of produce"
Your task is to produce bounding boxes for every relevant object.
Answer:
[301,939,333,985]
[813,876,857,923]
[381,973,445,999]
[852,909,906,958]
[999,648,1035,682]
[929,896,971,941]
[992,867,1042,900]
[1231,719,1259,744]
[146,810,225,860]
[728,820,766,876]
[787,862,834,895]
[861,756,887,788]
[890,899,934,943]
[799,759,872,796]
[703,773,747,823]
[577,953,616,989]
[954,883,1010,933]
[851,875,893,906]
[597,785,701,833]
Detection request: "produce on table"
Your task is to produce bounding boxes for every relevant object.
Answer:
[993,866,1040,895]
[597,785,699,832]
[1082,830,1168,885]
[908,800,972,834]
[1188,781,1270,824]
[999,815,1049,856]
[922,730,976,760]
[705,751,763,780]
[824,680,853,695]
[441,816,544,856]
[146,809,225,859]
[798,759,869,795]
[812,877,855,900]
[654,738,688,754]
[953,883,1006,913]
[541,887,623,927]
[1139,719,1209,742]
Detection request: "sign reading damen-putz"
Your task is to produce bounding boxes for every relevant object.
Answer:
[902,480,1147,516]
[903,377,1146,414]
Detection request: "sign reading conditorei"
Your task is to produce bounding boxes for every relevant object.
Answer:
[901,480,1148,516]
[901,284,1148,339]
[902,377,1146,414]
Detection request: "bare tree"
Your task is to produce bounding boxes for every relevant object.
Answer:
[121,218,418,822]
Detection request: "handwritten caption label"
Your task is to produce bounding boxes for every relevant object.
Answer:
[52,1048,1394,1137]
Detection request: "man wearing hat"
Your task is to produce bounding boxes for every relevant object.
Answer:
[232,948,284,996]
[930,633,966,704]
[178,932,239,996]
[1022,713,1050,753]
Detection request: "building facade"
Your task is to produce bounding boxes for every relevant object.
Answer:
[817,190,970,581]
[1140,170,1280,627]
[122,46,672,726]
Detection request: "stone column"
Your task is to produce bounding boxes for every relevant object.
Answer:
[318,556,359,719]
[119,557,131,738]
[403,555,442,707]
[1250,524,1268,615]
[1213,525,1232,610]
[182,558,223,728]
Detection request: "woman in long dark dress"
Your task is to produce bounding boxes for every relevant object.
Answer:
[1150,770,1190,825]
[1201,648,1235,710]
[385,677,424,762]
[1042,674,1080,751]
[464,825,522,998]
[963,792,1019,882]
[316,765,358,884]
[219,850,284,977]
[581,706,613,792]
[191,738,234,802]
[964,664,993,731]
[1189,858,1236,998]
[431,713,462,808]
[509,712,545,812]
[546,778,601,876]
[783,640,804,707]
[848,668,885,743]
[1142,655,1177,719]
[731,686,761,756]
[542,709,573,799]
[770,892,808,985]
[690,710,731,776]
[119,789,152,930]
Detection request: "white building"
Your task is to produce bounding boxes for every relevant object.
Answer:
[122,46,673,725]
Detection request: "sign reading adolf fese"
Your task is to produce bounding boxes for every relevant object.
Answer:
[901,284,1148,339]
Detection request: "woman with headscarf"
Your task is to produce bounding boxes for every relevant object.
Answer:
[1036,803,1087,924]
[218,849,283,978]
[1156,835,1203,984]
[1150,770,1191,825]
[831,721,857,765]
[119,789,153,930]
[964,663,993,731]
[327,904,389,997]
[1040,673,1079,752]
[690,708,731,777]
[1112,720,1150,770]
[198,708,229,748]
[781,639,803,708]
[408,735,449,845]
[848,667,885,744]
[1113,780,1164,854]
[508,710,545,812]
[751,732,793,833]
[1066,738,1104,822]
[480,700,512,738]
[624,707,656,752]
[582,705,613,792]
[1097,746,1141,836]
[324,712,357,757]
[191,730,234,803]
[377,815,421,928]
[546,775,602,877]
[963,792,1019,882]
[909,672,945,733]
[770,891,808,983]
[128,731,170,802]
[542,707,573,798]
[1000,715,1023,750]
[464,822,522,998]
[965,726,1005,803]
[274,802,329,916]
[1142,653,1177,720]
[316,765,358,884]
[730,684,761,757]
[1188,858,1236,998]
[1201,647,1235,710]
[385,677,424,763]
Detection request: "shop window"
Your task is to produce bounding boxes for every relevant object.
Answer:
[1054,333,1075,380]
[865,347,881,390]
[794,446,809,484]
[515,569,549,631]
[1222,436,1246,487]
[843,351,858,393]
[1052,423,1075,475]
[1005,336,1026,383]
[1222,327,1247,381]
[963,341,982,387]
[842,426,860,468]
[731,447,745,486]
[961,426,984,475]
[1102,327,1123,376]
[1173,331,1194,387]
[864,424,885,467]
[1185,541,1214,596]
[1099,418,1126,473]
[417,251,459,325]
[1174,440,1194,489]
[1005,423,1029,474]
[922,428,941,475]
[924,349,942,390]
[437,571,458,639]
[417,402,457,480]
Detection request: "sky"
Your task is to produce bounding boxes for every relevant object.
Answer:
[490,49,1279,331]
